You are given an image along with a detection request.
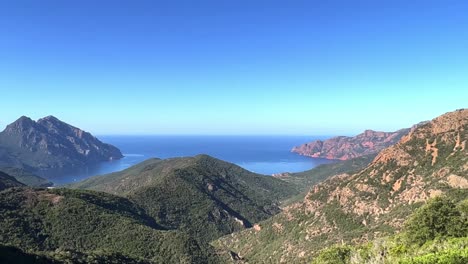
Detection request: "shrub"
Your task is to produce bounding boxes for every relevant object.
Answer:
[311,245,352,264]
[399,247,468,264]
[404,197,467,245]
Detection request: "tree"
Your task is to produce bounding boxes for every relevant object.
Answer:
[405,197,467,245]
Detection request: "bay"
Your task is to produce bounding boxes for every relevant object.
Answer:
[40,135,335,185]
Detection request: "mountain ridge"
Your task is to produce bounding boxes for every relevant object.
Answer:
[0,187,223,263]
[0,115,123,170]
[71,154,299,243]
[215,109,468,263]
[292,128,410,160]
[0,171,25,191]
[0,167,52,187]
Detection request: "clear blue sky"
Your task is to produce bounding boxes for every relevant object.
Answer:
[0,0,467,135]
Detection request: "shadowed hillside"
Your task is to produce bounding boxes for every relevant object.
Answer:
[0,187,222,263]
[72,154,299,242]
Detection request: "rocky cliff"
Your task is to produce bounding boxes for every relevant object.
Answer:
[0,116,123,169]
[216,109,468,263]
[291,128,410,160]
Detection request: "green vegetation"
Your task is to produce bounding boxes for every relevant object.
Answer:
[0,245,153,264]
[0,167,52,187]
[0,245,59,264]
[0,187,222,263]
[213,198,369,263]
[72,155,299,243]
[280,155,375,204]
[215,110,468,263]
[2,111,466,263]
[311,197,468,264]
[311,245,352,264]
[0,171,25,191]
[282,154,375,188]
[405,197,467,245]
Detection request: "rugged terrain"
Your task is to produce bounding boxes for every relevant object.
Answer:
[274,154,376,204]
[292,128,410,160]
[0,116,123,170]
[215,109,468,263]
[310,196,467,264]
[71,155,299,243]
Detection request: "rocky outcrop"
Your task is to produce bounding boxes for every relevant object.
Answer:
[0,115,123,169]
[216,109,468,263]
[291,129,410,160]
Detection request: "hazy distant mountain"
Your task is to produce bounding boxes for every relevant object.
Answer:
[71,154,299,243]
[216,109,468,263]
[291,129,410,160]
[0,115,123,170]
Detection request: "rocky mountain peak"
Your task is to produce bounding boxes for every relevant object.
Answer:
[292,128,410,160]
[430,108,467,134]
[3,116,38,134]
[38,115,60,122]
[0,115,123,169]
[363,129,377,136]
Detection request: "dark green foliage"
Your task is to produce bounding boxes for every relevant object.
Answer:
[0,187,221,263]
[404,197,467,245]
[0,245,59,264]
[72,155,299,243]
[322,202,363,232]
[0,171,25,191]
[311,245,352,264]
[0,245,156,264]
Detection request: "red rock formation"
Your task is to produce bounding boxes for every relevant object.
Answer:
[291,129,410,160]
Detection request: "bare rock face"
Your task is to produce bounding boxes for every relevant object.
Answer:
[0,115,123,169]
[292,129,410,160]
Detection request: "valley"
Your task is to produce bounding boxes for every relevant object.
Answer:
[0,109,467,263]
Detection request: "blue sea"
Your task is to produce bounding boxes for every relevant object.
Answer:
[41,135,335,185]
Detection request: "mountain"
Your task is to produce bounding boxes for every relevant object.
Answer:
[0,167,52,187]
[291,128,410,160]
[215,109,468,263]
[0,187,222,263]
[0,116,123,169]
[0,171,25,191]
[275,154,376,191]
[310,196,467,264]
[71,154,299,243]
[275,154,376,205]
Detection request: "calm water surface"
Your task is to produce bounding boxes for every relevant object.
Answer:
[40,135,335,185]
